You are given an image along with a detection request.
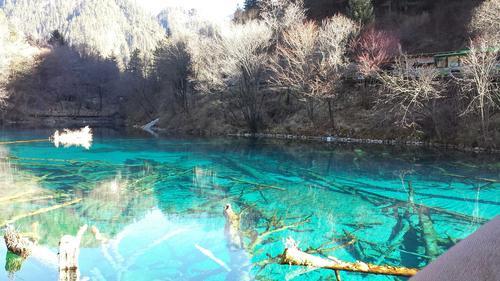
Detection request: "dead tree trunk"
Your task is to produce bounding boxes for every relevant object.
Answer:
[280,238,418,277]
[223,204,243,249]
[418,208,440,259]
[58,225,87,281]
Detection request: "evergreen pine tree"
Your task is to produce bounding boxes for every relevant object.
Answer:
[127,49,144,76]
[48,30,65,46]
[244,0,258,11]
[347,0,374,25]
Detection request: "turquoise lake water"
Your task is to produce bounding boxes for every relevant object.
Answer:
[0,129,498,281]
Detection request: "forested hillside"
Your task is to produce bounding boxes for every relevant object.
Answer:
[1,0,499,149]
[0,9,43,108]
[0,0,166,125]
[243,0,483,53]
[1,0,165,64]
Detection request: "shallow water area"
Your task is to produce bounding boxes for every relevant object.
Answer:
[0,129,498,281]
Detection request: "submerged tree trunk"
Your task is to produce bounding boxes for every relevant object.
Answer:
[59,225,87,281]
[223,204,243,249]
[222,204,252,281]
[280,239,418,277]
[418,208,440,260]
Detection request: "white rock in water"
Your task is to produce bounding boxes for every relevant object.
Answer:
[52,126,93,149]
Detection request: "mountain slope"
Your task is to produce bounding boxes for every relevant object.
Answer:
[1,0,165,63]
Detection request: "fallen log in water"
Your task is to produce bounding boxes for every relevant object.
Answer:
[342,230,367,261]
[375,209,411,265]
[280,238,418,277]
[418,208,441,259]
[222,203,418,279]
[0,191,40,203]
[304,169,489,223]
[305,234,357,256]
[141,118,160,137]
[195,244,231,272]
[221,176,286,191]
[0,198,82,227]
[0,139,48,145]
[222,203,309,254]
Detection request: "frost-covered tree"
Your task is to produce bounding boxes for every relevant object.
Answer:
[2,0,77,41]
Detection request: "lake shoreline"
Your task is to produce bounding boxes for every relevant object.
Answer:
[2,118,499,154]
[226,132,500,154]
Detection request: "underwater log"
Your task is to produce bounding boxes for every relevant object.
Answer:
[195,244,231,272]
[141,118,160,137]
[0,198,82,227]
[280,238,418,277]
[0,139,47,145]
[58,225,87,281]
[0,191,40,204]
[418,208,441,259]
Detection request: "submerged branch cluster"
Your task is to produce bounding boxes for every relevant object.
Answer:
[222,201,420,279]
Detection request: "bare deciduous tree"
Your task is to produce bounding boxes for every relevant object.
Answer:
[259,0,306,44]
[354,27,400,77]
[457,39,500,142]
[469,0,500,44]
[378,57,445,138]
[0,11,39,108]
[191,21,273,132]
[269,15,358,128]
[269,21,318,120]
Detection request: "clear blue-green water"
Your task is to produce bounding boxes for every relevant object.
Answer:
[0,129,498,281]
